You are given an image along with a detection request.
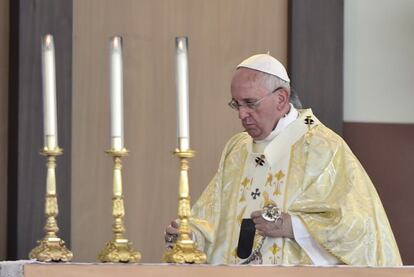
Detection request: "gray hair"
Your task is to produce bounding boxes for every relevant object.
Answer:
[289,88,302,109]
[260,73,302,109]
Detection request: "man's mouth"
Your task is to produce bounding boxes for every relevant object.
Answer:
[242,121,256,128]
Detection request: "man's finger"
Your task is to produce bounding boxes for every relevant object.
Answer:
[166,225,179,235]
[250,210,262,218]
[252,217,264,224]
[171,220,179,228]
[255,223,266,232]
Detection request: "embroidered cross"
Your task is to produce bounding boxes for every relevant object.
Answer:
[269,243,280,264]
[304,115,314,131]
[274,170,285,181]
[255,155,265,167]
[273,170,285,196]
[251,188,261,200]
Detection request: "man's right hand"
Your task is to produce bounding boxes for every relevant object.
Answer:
[164,220,179,243]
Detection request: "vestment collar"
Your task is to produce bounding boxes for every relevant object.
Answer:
[247,108,320,168]
[254,103,299,145]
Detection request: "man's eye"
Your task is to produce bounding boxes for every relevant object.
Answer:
[245,100,256,105]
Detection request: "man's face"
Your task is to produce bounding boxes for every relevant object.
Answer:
[230,68,284,140]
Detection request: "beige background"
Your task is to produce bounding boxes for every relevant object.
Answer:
[0,0,9,261]
[72,0,288,262]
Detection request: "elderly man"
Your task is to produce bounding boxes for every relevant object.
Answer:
[165,54,402,266]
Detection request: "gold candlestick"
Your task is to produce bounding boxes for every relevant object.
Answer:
[29,147,73,262]
[163,148,207,264]
[98,148,141,263]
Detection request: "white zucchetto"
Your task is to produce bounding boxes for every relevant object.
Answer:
[237,54,290,83]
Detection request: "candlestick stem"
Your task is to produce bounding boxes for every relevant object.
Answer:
[98,148,141,263]
[29,147,73,262]
[163,149,207,264]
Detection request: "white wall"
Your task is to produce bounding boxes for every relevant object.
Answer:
[344,0,414,123]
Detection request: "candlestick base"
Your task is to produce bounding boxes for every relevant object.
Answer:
[163,239,207,264]
[29,237,73,262]
[98,238,141,263]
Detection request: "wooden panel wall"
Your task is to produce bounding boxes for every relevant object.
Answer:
[7,0,72,259]
[0,0,9,261]
[72,0,288,262]
[344,123,414,264]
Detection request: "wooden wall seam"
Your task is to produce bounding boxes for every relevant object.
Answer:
[0,0,10,260]
[7,0,20,259]
[289,0,344,134]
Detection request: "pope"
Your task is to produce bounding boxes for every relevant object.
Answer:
[165,54,402,266]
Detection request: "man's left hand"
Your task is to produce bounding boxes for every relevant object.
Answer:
[251,210,294,239]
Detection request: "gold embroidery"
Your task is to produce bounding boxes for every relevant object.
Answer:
[239,192,246,202]
[275,170,285,181]
[265,173,273,186]
[262,191,276,207]
[231,247,239,264]
[239,177,251,203]
[241,177,251,188]
[237,206,247,225]
[273,170,285,196]
[270,243,280,255]
[269,243,280,264]
[273,183,281,196]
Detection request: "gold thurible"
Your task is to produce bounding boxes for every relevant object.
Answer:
[163,147,207,264]
[29,146,73,262]
[98,148,141,263]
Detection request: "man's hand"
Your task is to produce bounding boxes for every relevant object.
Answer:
[251,210,294,239]
[164,220,179,243]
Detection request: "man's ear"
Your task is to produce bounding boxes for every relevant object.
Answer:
[276,89,290,110]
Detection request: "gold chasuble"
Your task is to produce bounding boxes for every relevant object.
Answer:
[190,109,402,266]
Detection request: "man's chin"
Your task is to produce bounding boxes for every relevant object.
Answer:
[244,128,263,140]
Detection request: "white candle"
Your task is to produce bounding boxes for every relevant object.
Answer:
[175,37,190,151]
[42,34,58,150]
[109,36,124,150]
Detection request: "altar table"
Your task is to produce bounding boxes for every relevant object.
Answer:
[1,262,414,277]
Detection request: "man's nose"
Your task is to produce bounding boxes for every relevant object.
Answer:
[238,106,250,120]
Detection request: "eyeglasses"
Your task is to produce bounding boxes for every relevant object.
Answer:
[228,87,283,111]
